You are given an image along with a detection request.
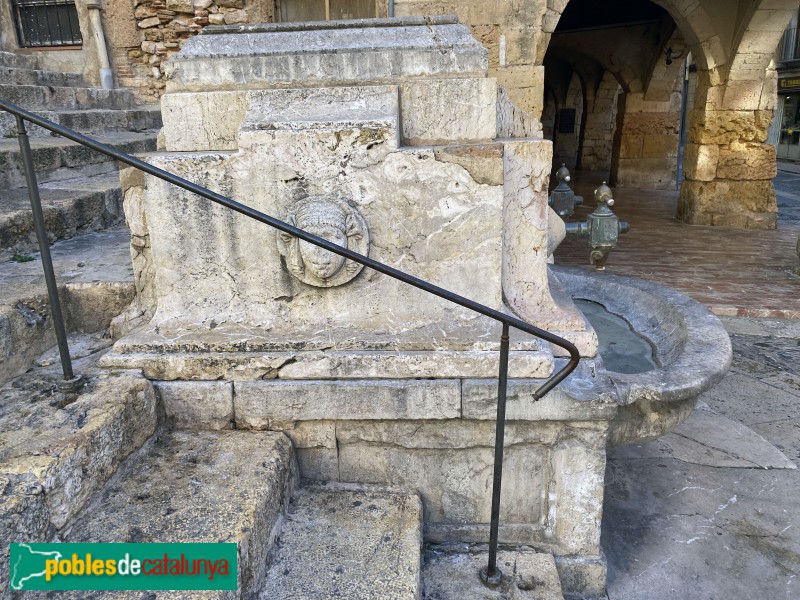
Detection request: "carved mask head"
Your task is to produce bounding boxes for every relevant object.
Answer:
[294,201,348,280]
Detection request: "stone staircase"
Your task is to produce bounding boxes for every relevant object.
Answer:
[0,50,160,262]
[0,341,427,598]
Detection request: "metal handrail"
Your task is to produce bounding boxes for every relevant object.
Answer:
[0,98,581,585]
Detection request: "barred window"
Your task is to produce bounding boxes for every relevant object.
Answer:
[11,0,83,48]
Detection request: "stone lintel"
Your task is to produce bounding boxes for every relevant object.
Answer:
[165,21,488,93]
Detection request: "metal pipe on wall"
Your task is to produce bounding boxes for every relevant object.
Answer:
[86,0,113,89]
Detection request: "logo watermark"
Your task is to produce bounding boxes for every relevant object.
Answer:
[9,543,237,591]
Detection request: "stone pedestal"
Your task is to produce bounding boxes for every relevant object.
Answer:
[103,17,610,596]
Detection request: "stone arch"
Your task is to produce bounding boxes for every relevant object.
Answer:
[644,28,689,102]
[678,0,797,228]
[649,0,726,71]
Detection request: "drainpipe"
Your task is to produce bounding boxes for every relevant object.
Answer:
[86,0,114,89]
[388,0,394,17]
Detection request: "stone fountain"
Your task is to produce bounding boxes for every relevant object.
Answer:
[100,16,731,598]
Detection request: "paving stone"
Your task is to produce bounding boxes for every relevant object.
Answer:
[422,546,564,600]
[261,482,421,599]
[654,406,796,469]
[603,322,800,600]
[697,370,800,425]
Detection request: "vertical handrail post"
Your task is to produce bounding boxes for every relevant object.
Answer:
[15,115,75,381]
[480,321,511,586]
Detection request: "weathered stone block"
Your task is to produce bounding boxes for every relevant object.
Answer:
[161,91,247,151]
[338,441,548,525]
[155,380,233,429]
[678,179,778,229]
[503,140,583,331]
[223,9,248,24]
[262,485,422,598]
[493,64,543,115]
[462,374,618,422]
[101,347,553,380]
[165,0,193,13]
[615,158,677,190]
[716,143,777,180]
[128,143,529,353]
[138,15,160,28]
[0,484,50,592]
[400,78,497,144]
[678,179,777,215]
[618,134,644,159]
[59,431,296,597]
[433,143,504,185]
[622,112,680,135]
[642,134,678,158]
[682,143,719,182]
[234,380,461,424]
[496,86,541,139]
[551,441,605,555]
[266,420,336,448]
[423,550,564,599]
[0,372,157,531]
[296,448,340,481]
[689,109,772,144]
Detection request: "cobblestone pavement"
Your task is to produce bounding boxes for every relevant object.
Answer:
[555,172,800,318]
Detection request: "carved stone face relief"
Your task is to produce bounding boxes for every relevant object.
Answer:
[277,195,370,287]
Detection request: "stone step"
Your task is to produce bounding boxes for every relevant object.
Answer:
[0,84,136,111]
[52,430,297,598]
[0,228,134,384]
[262,482,422,599]
[0,50,38,70]
[0,172,126,260]
[0,130,157,188]
[0,107,162,137]
[0,368,159,591]
[0,66,87,87]
[54,107,162,133]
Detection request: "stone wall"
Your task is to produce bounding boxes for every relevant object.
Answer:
[106,0,277,102]
[612,87,683,190]
[391,0,548,116]
[581,72,619,173]
[149,375,615,597]
[552,71,583,170]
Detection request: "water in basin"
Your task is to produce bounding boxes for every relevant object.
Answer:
[575,299,658,374]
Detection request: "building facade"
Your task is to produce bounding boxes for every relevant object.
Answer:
[1,0,797,228]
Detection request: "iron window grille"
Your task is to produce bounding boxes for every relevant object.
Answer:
[11,0,83,48]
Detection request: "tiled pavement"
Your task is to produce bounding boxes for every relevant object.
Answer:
[554,171,800,319]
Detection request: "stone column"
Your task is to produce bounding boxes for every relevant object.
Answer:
[612,89,682,190]
[581,73,619,173]
[678,70,778,229]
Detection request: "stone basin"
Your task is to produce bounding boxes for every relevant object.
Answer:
[553,266,732,446]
